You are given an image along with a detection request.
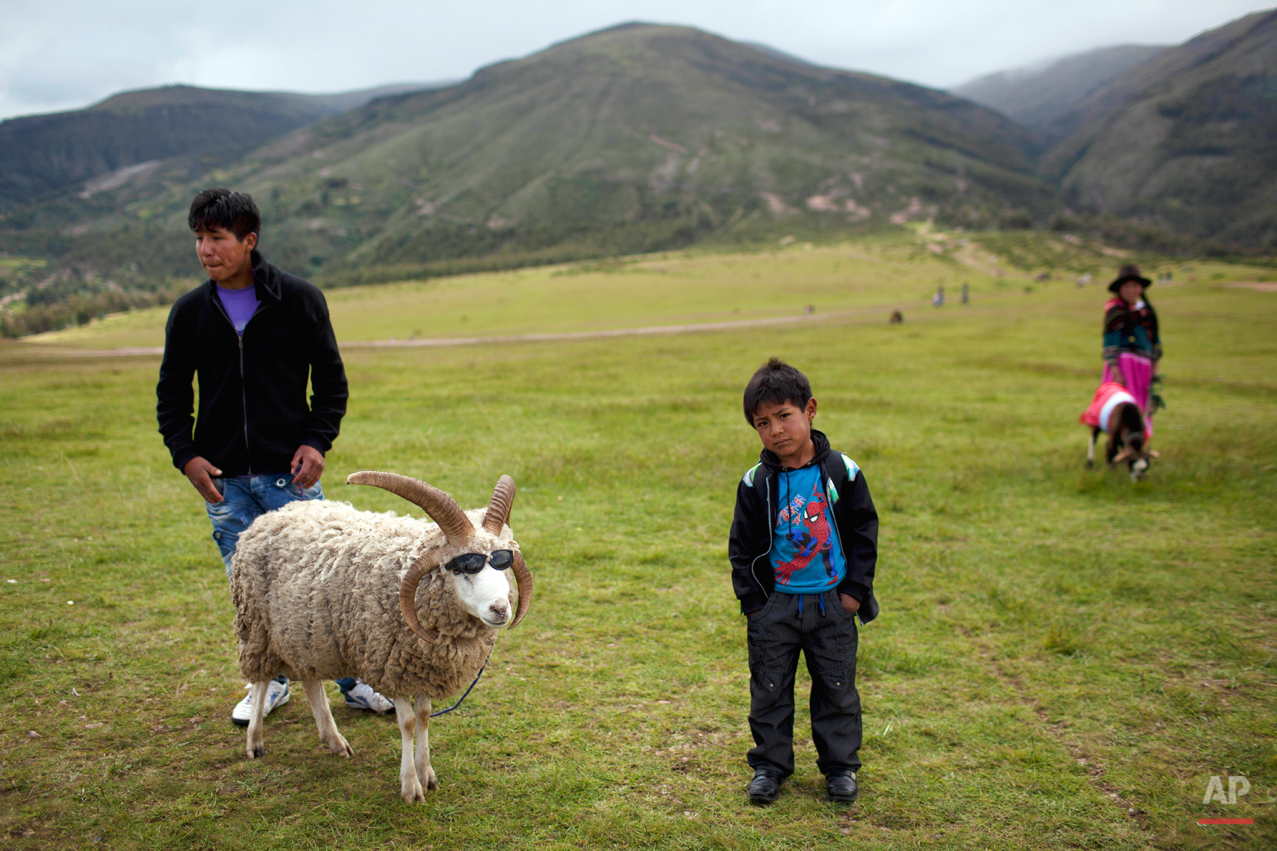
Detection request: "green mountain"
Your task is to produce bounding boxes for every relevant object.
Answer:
[0,82,437,208]
[0,23,1055,294]
[951,44,1168,136]
[1039,9,1277,248]
[13,15,1277,337]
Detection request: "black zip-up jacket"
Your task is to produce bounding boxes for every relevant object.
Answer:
[729,430,879,623]
[156,250,348,477]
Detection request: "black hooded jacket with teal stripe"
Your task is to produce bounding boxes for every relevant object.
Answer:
[729,429,879,622]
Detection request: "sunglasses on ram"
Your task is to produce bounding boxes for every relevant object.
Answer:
[445,549,514,575]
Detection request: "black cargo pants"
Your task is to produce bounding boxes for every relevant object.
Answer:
[746,589,861,777]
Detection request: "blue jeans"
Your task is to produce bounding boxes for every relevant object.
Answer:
[206,475,355,695]
[206,474,323,575]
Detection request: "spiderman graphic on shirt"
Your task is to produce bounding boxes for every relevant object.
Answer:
[774,485,836,586]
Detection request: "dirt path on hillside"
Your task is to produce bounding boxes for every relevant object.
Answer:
[18,306,905,358]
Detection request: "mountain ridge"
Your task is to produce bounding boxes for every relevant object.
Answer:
[0,81,446,208]
[951,44,1169,136]
[2,15,1275,338]
[4,24,1056,285]
[1039,8,1277,247]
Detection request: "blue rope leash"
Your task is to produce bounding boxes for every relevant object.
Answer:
[430,645,494,718]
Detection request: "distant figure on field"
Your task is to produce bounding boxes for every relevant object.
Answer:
[889,311,904,324]
[961,283,969,305]
[1101,264,1162,436]
[729,359,879,807]
[932,286,944,307]
[156,188,392,726]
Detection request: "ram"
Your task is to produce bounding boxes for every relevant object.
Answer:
[230,472,532,802]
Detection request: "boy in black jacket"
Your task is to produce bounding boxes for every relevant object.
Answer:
[728,358,878,805]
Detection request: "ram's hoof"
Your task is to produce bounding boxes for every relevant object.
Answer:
[401,783,426,803]
[1084,459,1094,469]
[248,745,264,759]
[325,733,353,757]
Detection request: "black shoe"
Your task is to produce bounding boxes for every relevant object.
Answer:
[826,769,858,803]
[747,767,783,804]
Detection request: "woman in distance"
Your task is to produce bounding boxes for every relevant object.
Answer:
[1101,264,1162,436]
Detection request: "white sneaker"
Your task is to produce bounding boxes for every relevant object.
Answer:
[231,680,290,727]
[344,680,393,714]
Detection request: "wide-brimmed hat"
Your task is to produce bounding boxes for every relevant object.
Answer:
[1108,264,1152,292]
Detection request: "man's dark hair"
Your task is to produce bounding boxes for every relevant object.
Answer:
[188,188,261,241]
[743,357,813,424]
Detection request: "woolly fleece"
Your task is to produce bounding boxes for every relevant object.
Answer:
[230,500,515,699]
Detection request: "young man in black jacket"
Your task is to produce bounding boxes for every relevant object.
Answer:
[157,188,391,724]
[728,358,879,805]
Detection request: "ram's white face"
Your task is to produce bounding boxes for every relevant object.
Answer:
[447,548,514,628]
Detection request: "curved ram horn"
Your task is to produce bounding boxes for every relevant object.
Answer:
[482,475,517,535]
[1111,447,1134,465]
[399,553,442,644]
[347,471,474,546]
[508,549,533,630]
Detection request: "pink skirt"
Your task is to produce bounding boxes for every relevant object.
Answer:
[1101,353,1154,439]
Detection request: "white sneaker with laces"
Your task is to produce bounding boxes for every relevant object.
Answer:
[231,679,290,727]
[344,680,394,714]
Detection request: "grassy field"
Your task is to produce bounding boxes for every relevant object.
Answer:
[1,234,1274,849]
[16,229,1257,352]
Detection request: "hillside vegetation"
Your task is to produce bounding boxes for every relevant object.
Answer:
[0,23,1057,336]
[3,14,1277,339]
[1039,9,1277,248]
[268,21,1050,266]
[0,83,436,209]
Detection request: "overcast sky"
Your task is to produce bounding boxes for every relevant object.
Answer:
[0,0,1268,120]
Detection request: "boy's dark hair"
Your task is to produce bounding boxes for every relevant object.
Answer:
[743,357,812,423]
[188,188,261,242]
